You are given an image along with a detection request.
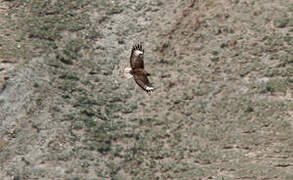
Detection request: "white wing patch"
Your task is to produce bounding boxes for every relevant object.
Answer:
[145,86,154,91]
[123,67,133,79]
[134,50,143,56]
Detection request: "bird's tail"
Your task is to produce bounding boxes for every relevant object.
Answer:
[122,67,133,79]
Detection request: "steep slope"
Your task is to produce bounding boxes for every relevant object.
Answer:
[0,0,292,179]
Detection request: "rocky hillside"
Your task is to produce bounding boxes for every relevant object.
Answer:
[0,0,292,179]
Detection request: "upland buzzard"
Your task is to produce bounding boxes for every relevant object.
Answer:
[123,44,154,93]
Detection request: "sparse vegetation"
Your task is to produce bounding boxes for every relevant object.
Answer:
[0,0,292,179]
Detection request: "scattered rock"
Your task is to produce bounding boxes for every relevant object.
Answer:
[274,18,289,28]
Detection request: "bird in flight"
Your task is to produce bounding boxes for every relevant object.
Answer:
[123,44,154,93]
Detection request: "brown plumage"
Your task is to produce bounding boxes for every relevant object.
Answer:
[125,44,154,93]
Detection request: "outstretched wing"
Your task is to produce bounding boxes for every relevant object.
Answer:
[133,73,154,93]
[130,44,144,69]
